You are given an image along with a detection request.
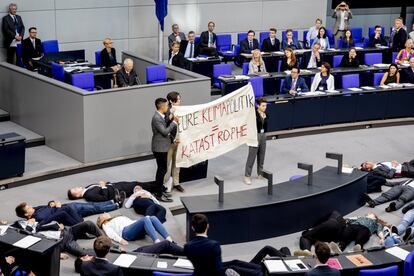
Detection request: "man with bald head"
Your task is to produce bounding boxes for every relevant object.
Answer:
[116,58,139,87]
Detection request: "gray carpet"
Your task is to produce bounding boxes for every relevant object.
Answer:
[0,124,413,275]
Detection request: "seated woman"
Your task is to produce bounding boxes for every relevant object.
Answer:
[312,26,330,50]
[310,62,334,91]
[281,29,301,50]
[100,38,121,73]
[339,47,360,67]
[380,63,400,85]
[340,29,355,49]
[280,48,298,71]
[248,49,267,74]
[395,39,414,65]
[97,213,172,245]
[124,185,167,223]
[169,41,186,69]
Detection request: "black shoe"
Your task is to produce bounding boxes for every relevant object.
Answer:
[391,225,399,235]
[403,227,412,242]
[386,202,396,212]
[174,185,185,193]
[363,193,376,208]
[402,206,410,214]
[163,192,172,198]
[117,191,126,207]
[156,194,173,203]
[114,188,120,203]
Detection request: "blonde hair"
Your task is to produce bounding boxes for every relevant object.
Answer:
[97,214,109,228]
[252,49,263,64]
[171,41,180,49]
[103,38,112,46]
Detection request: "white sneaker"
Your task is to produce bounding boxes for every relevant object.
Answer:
[244,176,252,185]
[164,177,173,192]
[257,175,265,180]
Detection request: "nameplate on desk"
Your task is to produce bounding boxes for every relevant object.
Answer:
[346,254,373,267]
[113,254,137,268]
[13,235,41,249]
[385,246,410,260]
[173,258,194,270]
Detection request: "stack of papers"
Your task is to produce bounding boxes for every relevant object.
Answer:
[173,258,194,269]
[403,83,414,87]
[385,247,410,260]
[361,86,375,90]
[348,88,363,92]
[379,85,391,89]
[234,75,250,80]
[326,90,340,93]
[113,254,137,268]
[264,260,288,272]
[13,235,41,249]
[373,63,389,68]
[302,91,325,96]
[387,83,403,88]
[354,47,363,50]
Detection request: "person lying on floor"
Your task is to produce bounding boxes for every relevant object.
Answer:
[364,179,414,212]
[12,219,102,260]
[15,200,118,227]
[97,213,173,245]
[382,207,414,247]
[67,178,173,203]
[124,185,167,223]
[361,159,414,179]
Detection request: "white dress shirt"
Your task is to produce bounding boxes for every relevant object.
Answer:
[184,41,195,58]
[102,216,135,243]
[338,11,346,31]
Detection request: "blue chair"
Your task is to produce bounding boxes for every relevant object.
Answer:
[153,272,192,276]
[359,265,398,276]
[290,175,303,181]
[351,27,363,43]
[364,53,382,65]
[51,62,65,81]
[16,43,24,67]
[279,79,285,93]
[95,51,101,66]
[42,40,59,54]
[342,74,360,89]
[282,30,298,41]
[333,55,344,68]
[146,64,166,84]
[195,36,200,45]
[373,72,384,86]
[249,77,264,97]
[237,33,247,44]
[213,64,232,89]
[404,251,414,276]
[260,32,270,45]
[303,30,308,46]
[71,72,95,91]
[392,52,398,63]
[242,62,249,75]
[368,26,385,37]
[216,34,232,53]
[326,28,335,46]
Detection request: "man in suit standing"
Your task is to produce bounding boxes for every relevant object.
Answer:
[401,57,414,83]
[152,98,177,202]
[240,30,259,54]
[199,21,218,56]
[305,242,340,276]
[281,67,309,95]
[168,24,186,49]
[261,28,280,52]
[2,3,25,64]
[391,18,408,51]
[78,236,123,276]
[180,31,199,59]
[332,1,352,48]
[116,58,139,87]
[21,27,42,70]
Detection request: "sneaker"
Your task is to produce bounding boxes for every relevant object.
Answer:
[353,244,362,252]
[391,225,399,235]
[257,175,265,180]
[164,177,173,193]
[383,226,391,239]
[118,191,126,207]
[403,227,412,242]
[386,202,396,212]
[293,249,313,257]
[225,268,240,276]
[174,185,185,193]
[244,176,252,185]
[329,242,342,255]
[363,193,376,208]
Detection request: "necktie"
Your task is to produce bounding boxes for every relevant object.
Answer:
[291,79,296,90]
[13,16,18,31]
[249,41,253,49]
[190,42,193,58]
[209,33,213,46]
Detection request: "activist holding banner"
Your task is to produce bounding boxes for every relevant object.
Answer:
[173,84,258,168]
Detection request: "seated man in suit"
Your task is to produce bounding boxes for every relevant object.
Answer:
[168,24,186,48]
[180,31,199,59]
[368,25,388,47]
[302,42,322,69]
[77,236,123,276]
[281,29,301,50]
[401,57,414,83]
[21,26,42,70]
[116,58,139,87]
[305,242,340,276]
[261,28,280,52]
[281,67,309,95]
[240,30,260,54]
[199,21,218,56]
[169,41,186,68]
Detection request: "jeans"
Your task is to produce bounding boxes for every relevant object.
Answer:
[122,216,169,241]
[134,240,184,255]
[132,198,167,223]
[67,200,118,218]
[396,209,414,235]
[374,185,414,210]
[384,235,402,247]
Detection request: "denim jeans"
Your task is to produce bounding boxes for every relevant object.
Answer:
[122,216,169,241]
[384,235,402,247]
[67,200,118,218]
[396,209,414,235]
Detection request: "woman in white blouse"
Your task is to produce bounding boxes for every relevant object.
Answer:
[97,213,172,245]
[248,49,267,74]
[310,62,335,92]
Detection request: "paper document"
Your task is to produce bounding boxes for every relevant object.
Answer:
[347,88,363,92]
[373,63,389,68]
[234,75,250,80]
[0,225,9,236]
[173,258,194,269]
[284,259,309,271]
[263,260,288,272]
[354,47,363,50]
[361,86,375,90]
[346,254,372,267]
[157,261,168,269]
[113,254,137,268]
[379,85,391,89]
[326,90,340,93]
[13,235,41,249]
[342,167,354,174]
[403,83,414,87]
[385,247,410,260]
[302,91,325,96]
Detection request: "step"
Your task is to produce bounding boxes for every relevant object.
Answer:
[0,121,45,148]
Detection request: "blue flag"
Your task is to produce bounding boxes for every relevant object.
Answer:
[155,0,168,31]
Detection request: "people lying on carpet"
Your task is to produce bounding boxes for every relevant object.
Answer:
[67,179,172,203]
[97,213,172,245]
[15,200,119,227]
[364,179,414,212]
[360,159,414,179]
[381,207,414,247]
[124,185,167,223]
[12,219,102,260]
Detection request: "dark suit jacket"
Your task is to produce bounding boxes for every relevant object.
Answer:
[305,265,340,276]
[280,57,298,71]
[179,40,199,58]
[368,34,387,47]
[80,258,123,276]
[184,236,224,276]
[401,67,414,83]
[199,31,217,48]
[371,164,396,179]
[281,76,309,94]
[116,67,138,87]
[240,38,260,54]
[21,37,42,64]
[392,28,408,51]
[301,51,323,69]
[2,14,25,47]
[151,112,176,153]
[83,184,116,202]
[100,48,118,69]
[261,37,280,52]
[169,51,186,68]
[281,38,301,50]
[339,55,360,67]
